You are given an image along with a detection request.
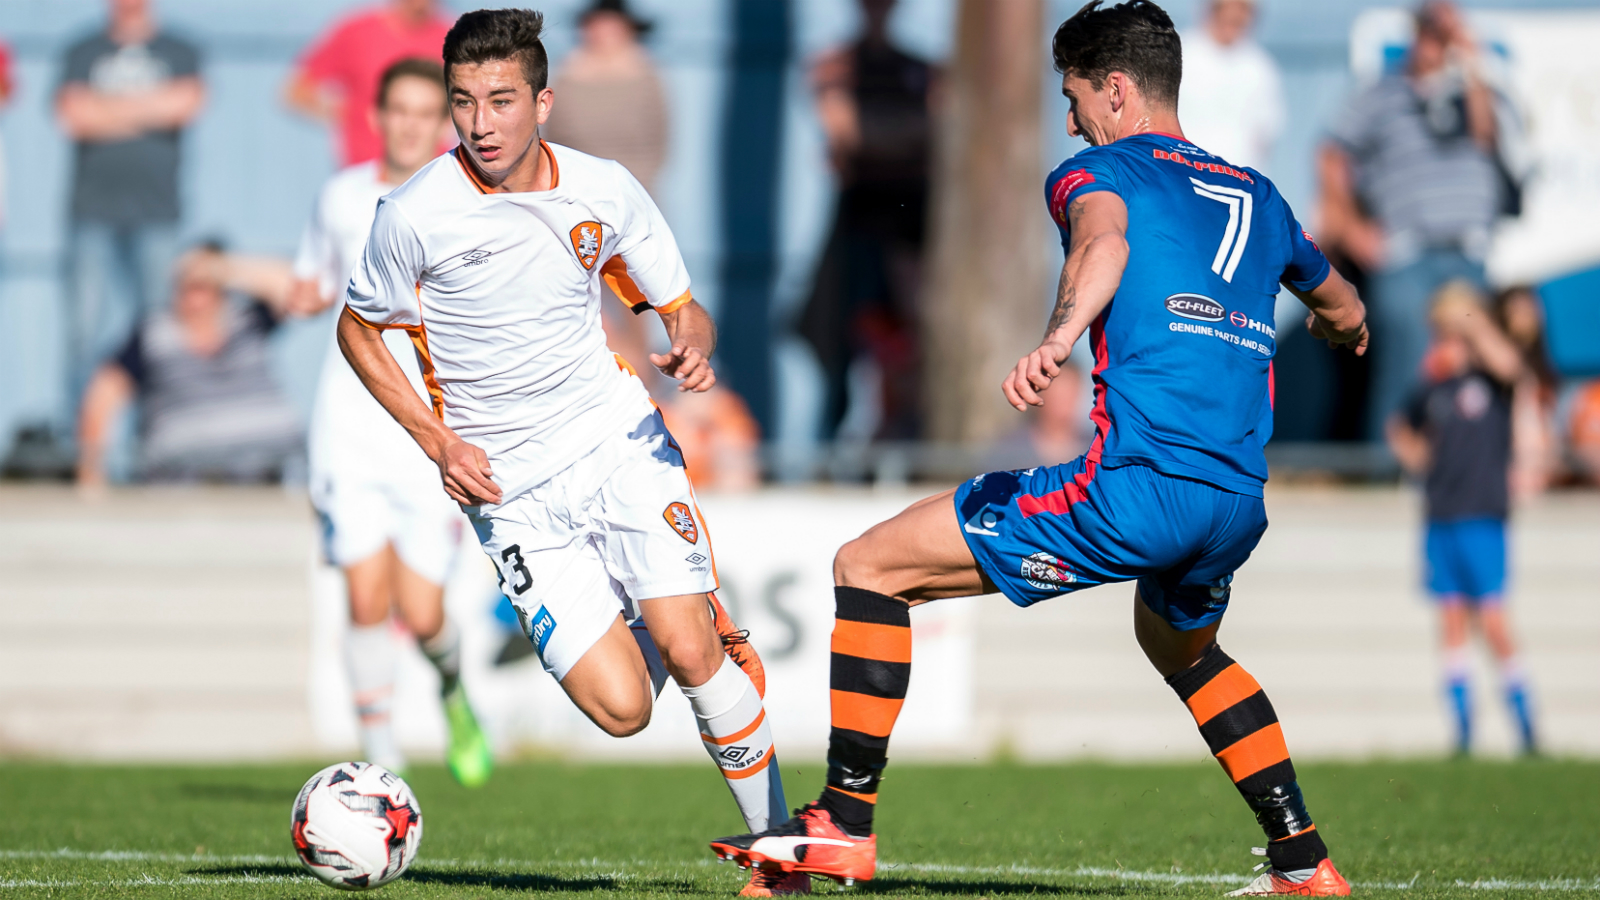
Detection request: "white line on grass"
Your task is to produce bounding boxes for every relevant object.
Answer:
[1,848,1595,892]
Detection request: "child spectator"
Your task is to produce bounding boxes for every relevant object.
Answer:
[1386,280,1537,756]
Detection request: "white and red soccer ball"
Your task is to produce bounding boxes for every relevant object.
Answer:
[291,762,422,890]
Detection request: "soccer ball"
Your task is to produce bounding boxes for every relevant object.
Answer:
[291,762,423,890]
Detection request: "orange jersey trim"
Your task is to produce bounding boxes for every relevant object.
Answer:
[601,256,652,312]
[700,710,766,746]
[831,620,912,665]
[1215,722,1291,783]
[453,140,560,194]
[1185,663,1263,726]
[344,306,405,331]
[657,289,693,316]
[830,690,904,738]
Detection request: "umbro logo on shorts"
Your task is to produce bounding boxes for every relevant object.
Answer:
[663,502,698,544]
[570,221,602,270]
[461,249,492,267]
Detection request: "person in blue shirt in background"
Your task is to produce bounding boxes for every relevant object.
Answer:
[1387,279,1538,757]
[710,3,1368,896]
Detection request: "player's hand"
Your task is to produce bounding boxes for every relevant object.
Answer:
[439,439,501,506]
[1002,339,1072,411]
[651,344,716,392]
[1307,311,1370,356]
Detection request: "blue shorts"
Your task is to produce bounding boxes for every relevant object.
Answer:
[1425,517,1506,602]
[955,458,1268,631]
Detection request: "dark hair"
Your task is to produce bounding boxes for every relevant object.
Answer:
[443,8,550,94]
[1052,0,1182,110]
[377,57,446,109]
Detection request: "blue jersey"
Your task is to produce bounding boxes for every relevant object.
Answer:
[1046,133,1330,497]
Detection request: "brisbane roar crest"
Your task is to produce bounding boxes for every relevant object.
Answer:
[663,502,699,544]
[570,221,602,270]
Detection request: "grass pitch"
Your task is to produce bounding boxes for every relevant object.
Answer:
[1,758,1596,897]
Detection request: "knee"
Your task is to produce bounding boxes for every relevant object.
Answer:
[592,697,652,738]
[346,588,390,628]
[832,536,882,591]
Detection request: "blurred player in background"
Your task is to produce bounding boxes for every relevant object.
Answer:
[290,58,492,786]
[285,0,455,165]
[1386,281,1538,757]
[336,12,796,895]
[1178,0,1283,172]
[712,3,1366,895]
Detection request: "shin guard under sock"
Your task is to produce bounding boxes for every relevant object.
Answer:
[1167,644,1328,874]
[821,586,911,837]
[681,656,786,832]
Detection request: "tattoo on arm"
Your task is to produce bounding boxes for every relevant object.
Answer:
[1044,198,1086,338]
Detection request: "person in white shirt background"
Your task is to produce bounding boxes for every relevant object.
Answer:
[1178,0,1285,173]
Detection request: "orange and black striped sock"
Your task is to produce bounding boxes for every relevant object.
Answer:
[1167,644,1328,873]
[819,586,911,838]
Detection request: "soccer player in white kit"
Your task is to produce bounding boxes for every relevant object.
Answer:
[291,59,492,787]
[336,12,804,896]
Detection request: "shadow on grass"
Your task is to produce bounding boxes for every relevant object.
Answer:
[184,864,307,878]
[177,783,289,803]
[858,877,1145,897]
[403,868,625,892]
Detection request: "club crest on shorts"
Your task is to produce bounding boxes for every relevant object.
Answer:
[570,221,602,270]
[663,502,699,544]
[1021,551,1075,591]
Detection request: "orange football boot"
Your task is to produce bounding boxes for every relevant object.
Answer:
[738,868,812,896]
[710,803,876,886]
[710,593,765,698]
[1227,859,1351,896]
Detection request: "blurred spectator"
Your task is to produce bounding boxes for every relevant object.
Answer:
[1385,280,1537,757]
[1565,381,1600,485]
[76,244,303,488]
[1178,0,1284,171]
[659,388,762,492]
[56,0,203,446]
[1492,286,1558,494]
[982,362,1086,472]
[798,0,936,442]
[544,0,668,192]
[0,38,15,230]
[545,0,671,398]
[1319,1,1515,441]
[285,0,454,166]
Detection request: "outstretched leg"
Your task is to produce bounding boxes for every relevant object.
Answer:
[1135,595,1349,897]
[710,488,988,885]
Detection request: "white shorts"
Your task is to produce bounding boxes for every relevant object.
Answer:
[467,405,719,681]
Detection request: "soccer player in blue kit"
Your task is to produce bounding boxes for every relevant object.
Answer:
[712,2,1371,896]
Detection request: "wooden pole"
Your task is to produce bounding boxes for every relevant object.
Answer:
[923,0,1048,444]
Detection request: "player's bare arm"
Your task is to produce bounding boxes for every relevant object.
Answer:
[651,299,718,392]
[337,310,502,506]
[1291,268,1370,356]
[1003,190,1129,411]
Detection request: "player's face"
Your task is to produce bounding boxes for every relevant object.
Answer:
[449,59,553,179]
[1061,72,1115,147]
[377,76,449,175]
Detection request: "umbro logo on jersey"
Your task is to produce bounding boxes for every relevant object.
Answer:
[664,502,698,544]
[570,221,602,270]
[685,552,707,565]
[461,250,492,267]
[1165,293,1225,322]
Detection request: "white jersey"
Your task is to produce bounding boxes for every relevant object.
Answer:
[346,143,692,503]
[296,162,439,492]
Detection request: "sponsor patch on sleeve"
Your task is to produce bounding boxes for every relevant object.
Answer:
[1049,169,1096,224]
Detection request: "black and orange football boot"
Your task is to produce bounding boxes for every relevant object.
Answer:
[710,593,765,698]
[711,803,876,887]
